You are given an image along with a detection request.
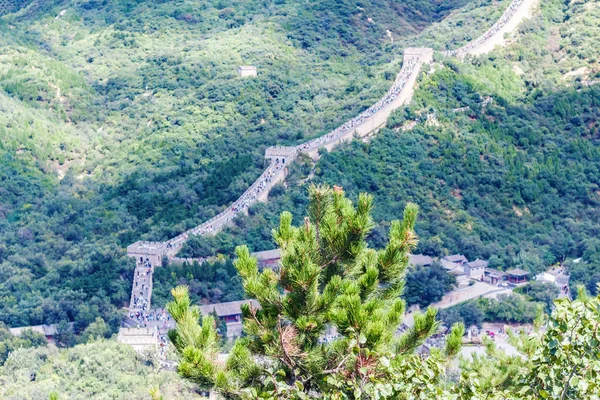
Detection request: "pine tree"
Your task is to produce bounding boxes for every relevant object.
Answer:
[167,185,464,399]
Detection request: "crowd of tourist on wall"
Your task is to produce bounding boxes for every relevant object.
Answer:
[298,56,420,152]
[166,160,286,250]
[444,0,525,57]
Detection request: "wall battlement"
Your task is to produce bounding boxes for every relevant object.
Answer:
[117,327,158,353]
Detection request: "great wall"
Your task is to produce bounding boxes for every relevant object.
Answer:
[121,0,539,349]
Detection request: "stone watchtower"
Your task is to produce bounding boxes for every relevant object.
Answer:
[117,327,158,353]
[126,241,167,266]
[265,146,297,165]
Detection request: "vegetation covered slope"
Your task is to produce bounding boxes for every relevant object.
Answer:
[0,340,200,399]
[195,0,600,294]
[0,0,496,330]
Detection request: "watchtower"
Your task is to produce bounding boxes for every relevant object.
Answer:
[117,327,158,353]
[126,241,167,266]
[265,146,297,164]
[403,47,434,64]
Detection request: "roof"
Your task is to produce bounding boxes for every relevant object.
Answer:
[440,259,459,270]
[485,268,506,278]
[409,254,433,266]
[443,254,468,263]
[9,323,70,337]
[238,65,257,70]
[251,249,281,261]
[467,259,489,268]
[200,300,260,317]
[9,325,46,336]
[506,268,530,277]
[536,273,556,283]
[440,259,464,274]
[126,241,166,255]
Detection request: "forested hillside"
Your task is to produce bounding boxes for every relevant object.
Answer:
[191,0,600,295]
[0,340,200,399]
[0,0,499,331]
[1,0,599,397]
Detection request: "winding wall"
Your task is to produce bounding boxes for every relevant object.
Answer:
[125,0,538,311]
[443,0,538,57]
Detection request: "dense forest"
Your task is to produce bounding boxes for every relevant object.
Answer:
[0,0,502,332]
[1,0,599,397]
[0,339,200,399]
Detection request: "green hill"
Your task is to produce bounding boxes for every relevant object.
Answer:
[0,0,494,330]
[1,0,598,343]
[1,0,599,397]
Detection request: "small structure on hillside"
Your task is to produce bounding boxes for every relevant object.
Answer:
[251,248,281,269]
[484,268,506,285]
[506,268,530,284]
[440,257,469,286]
[409,254,433,267]
[9,323,68,342]
[442,254,468,265]
[200,300,260,338]
[238,66,257,78]
[464,259,488,280]
[117,327,158,353]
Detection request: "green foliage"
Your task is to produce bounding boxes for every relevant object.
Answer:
[522,287,600,399]
[152,259,244,307]
[167,185,464,398]
[454,287,600,399]
[411,0,514,51]
[217,0,600,295]
[403,262,456,307]
[440,292,544,327]
[514,281,559,313]
[54,320,76,348]
[438,301,484,329]
[441,293,541,327]
[566,244,600,296]
[0,322,47,366]
[79,317,110,344]
[0,340,201,399]
[478,294,541,324]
